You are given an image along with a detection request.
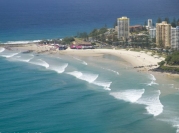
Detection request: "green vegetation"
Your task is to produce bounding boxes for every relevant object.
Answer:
[76,32,88,40]
[160,66,179,72]
[62,37,75,44]
[165,52,179,65]
[157,17,179,27]
[157,52,179,73]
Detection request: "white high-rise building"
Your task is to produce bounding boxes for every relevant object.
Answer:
[146,19,153,30]
[148,19,152,28]
[149,28,156,38]
[117,16,130,40]
[171,26,179,49]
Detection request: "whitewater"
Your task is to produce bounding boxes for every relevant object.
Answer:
[0,48,179,133]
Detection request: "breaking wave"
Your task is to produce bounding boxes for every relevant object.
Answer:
[137,90,163,116]
[12,55,34,62]
[67,71,112,90]
[110,89,163,116]
[110,89,145,103]
[159,118,179,133]
[1,53,19,58]
[3,40,41,44]
[93,81,112,91]
[82,61,88,65]
[146,74,158,86]
[67,71,98,83]
[15,57,34,62]
[147,81,159,86]
[0,48,5,53]
[48,63,68,73]
[101,67,119,75]
[73,57,87,65]
[29,59,49,68]
[149,74,156,81]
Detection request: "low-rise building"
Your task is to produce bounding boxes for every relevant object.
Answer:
[130,25,143,32]
[149,28,156,38]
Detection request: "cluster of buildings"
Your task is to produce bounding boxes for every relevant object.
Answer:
[116,16,179,49]
[70,44,94,49]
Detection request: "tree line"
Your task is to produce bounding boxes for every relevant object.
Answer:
[156,17,179,27]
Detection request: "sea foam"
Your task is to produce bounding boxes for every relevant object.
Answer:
[29,59,49,68]
[48,63,68,73]
[67,71,98,83]
[3,40,41,44]
[137,90,163,116]
[93,81,112,90]
[101,67,119,75]
[73,57,88,65]
[0,48,5,53]
[149,74,156,81]
[67,71,112,90]
[1,53,19,58]
[16,57,33,62]
[13,55,34,62]
[146,74,158,86]
[110,89,145,103]
[147,81,159,86]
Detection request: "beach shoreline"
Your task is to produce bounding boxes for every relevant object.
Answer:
[2,44,179,78]
[10,44,162,69]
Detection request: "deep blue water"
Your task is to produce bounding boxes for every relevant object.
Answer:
[0,48,179,133]
[0,0,179,43]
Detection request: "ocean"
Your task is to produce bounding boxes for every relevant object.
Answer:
[1,0,179,132]
[0,48,179,133]
[0,0,179,43]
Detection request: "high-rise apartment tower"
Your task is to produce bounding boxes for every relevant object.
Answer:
[117,16,130,40]
[156,21,171,47]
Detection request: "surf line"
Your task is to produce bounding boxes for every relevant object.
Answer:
[67,71,112,91]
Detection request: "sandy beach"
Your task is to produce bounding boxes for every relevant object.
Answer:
[12,44,163,71]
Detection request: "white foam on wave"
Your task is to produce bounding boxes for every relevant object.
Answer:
[159,118,179,133]
[82,61,88,65]
[73,57,87,65]
[145,74,158,86]
[1,53,19,58]
[73,57,81,61]
[67,71,98,83]
[172,121,179,133]
[67,71,112,90]
[3,40,41,44]
[110,89,145,103]
[171,119,179,133]
[0,48,5,53]
[147,81,159,86]
[15,57,34,62]
[101,67,119,75]
[48,63,68,73]
[176,125,179,133]
[93,81,112,90]
[29,59,49,68]
[110,89,163,116]
[137,90,163,116]
[149,74,156,81]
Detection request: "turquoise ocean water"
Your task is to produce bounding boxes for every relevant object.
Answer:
[1,0,179,132]
[0,48,179,133]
